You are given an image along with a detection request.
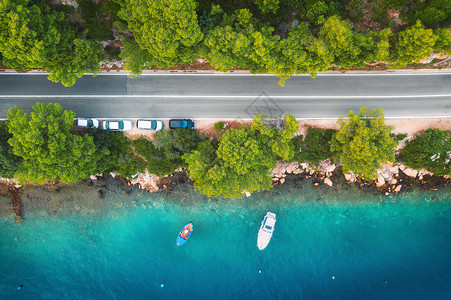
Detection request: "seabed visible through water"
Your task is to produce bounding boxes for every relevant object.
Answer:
[1,177,450,299]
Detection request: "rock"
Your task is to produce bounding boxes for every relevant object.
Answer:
[286,165,295,174]
[272,177,279,182]
[98,190,105,199]
[389,166,399,175]
[14,215,24,224]
[141,204,147,209]
[344,173,357,183]
[313,181,319,187]
[100,185,107,191]
[14,184,22,188]
[124,190,130,196]
[90,175,98,181]
[300,163,309,169]
[245,192,251,197]
[431,197,438,203]
[402,168,418,178]
[324,177,333,186]
[87,180,93,187]
[279,178,285,184]
[110,172,117,178]
[75,205,81,210]
[394,185,402,192]
[51,210,56,216]
[390,179,397,185]
[377,175,386,187]
[317,198,323,203]
[326,164,336,173]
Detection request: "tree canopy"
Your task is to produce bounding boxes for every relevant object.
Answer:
[0,122,23,178]
[330,107,396,180]
[118,0,203,69]
[6,102,100,184]
[0,0,102,87]
[183,114,298,198]
[399,129,451,176]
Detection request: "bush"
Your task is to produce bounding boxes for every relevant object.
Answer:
[133,137,180,176]
[292,127,335,164]
[214,122,225,131]
[399,129,451,175]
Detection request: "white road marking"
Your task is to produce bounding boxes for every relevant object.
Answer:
[0,94,450,99]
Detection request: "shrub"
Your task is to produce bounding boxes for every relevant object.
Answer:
[399,129,451,175]
[293,127,336,165]
[214,122,225,131]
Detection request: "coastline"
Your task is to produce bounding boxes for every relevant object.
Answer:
[1,117,450,223]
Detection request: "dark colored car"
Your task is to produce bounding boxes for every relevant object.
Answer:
[169,119,195,129]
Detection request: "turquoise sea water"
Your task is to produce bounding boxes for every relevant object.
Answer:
[1,179,450,299]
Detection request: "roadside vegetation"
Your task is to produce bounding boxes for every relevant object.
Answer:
[0,0,450,86]
[0,102,450,198]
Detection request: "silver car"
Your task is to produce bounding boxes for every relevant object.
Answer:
[137,120,164,131]
[76,118,100,129]
[102,120,133,131]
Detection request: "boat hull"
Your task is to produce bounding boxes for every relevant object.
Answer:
[176,223,193,246]
[257,212,276,250]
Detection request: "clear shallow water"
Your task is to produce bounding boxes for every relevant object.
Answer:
[1,180,450,299]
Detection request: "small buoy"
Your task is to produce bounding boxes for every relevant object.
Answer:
[384,281,388,284]
[160,283,165,288]
[17,285,23,290]
[332,276,335,279]
[258,269,262,274]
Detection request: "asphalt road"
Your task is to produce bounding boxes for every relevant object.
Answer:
[0,72,450,119]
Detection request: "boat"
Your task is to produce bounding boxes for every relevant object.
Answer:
[176,223,193,246]
[257,212,276,250]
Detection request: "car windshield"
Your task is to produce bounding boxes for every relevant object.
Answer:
[87,120,93,127]
[265,225,272,230]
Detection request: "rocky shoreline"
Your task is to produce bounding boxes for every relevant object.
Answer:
[1,161,449,224]
[271,160,451,196]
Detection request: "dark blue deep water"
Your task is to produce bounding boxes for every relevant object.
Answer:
[1,180,450,299]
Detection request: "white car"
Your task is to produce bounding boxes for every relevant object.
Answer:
[102,120,133,131]
[137,120,164,131]
[257,212,276,250]
[76,118,99,129]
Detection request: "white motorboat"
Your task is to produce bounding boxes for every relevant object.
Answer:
[257,212,276,250]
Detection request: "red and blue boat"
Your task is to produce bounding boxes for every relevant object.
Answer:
[176,223,193,246]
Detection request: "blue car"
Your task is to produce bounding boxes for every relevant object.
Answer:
[169,119,194,129]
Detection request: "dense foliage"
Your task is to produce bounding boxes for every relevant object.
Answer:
[293,127,336,165]
[133,129,204,176]
[183,114,298,198]
[90,129,145,178]
[6,103,100,184]
[0,122,22,178]
[330,107,397,180]
[118,0,203,74]
[399,129,451,175]
[0,0,103,87]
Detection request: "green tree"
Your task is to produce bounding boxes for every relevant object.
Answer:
[47,39,103,87]
[399,129,451,176]
[0,0,103,87]
[293,127,336,164]
[330,107,396,180]
[118,0,203,68]
[201,6,279,74]
[90,129,145,178]
[271,23,334,85]
[154,128,204,166]
[133,137,180,177]
[120,38,157,76]
[183,114,298,198]
[253,0,279,14]
[0,122,23,178]
[6,102,100,184]
[393,20,437,67]
[433,28,451,55]
[372,28,393,62]
[319,16,374,68]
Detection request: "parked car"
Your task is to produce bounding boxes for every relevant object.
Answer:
[137,119,164,131]
[76,118,99,129]
[102,120,133,131]
[169,119,194,129]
